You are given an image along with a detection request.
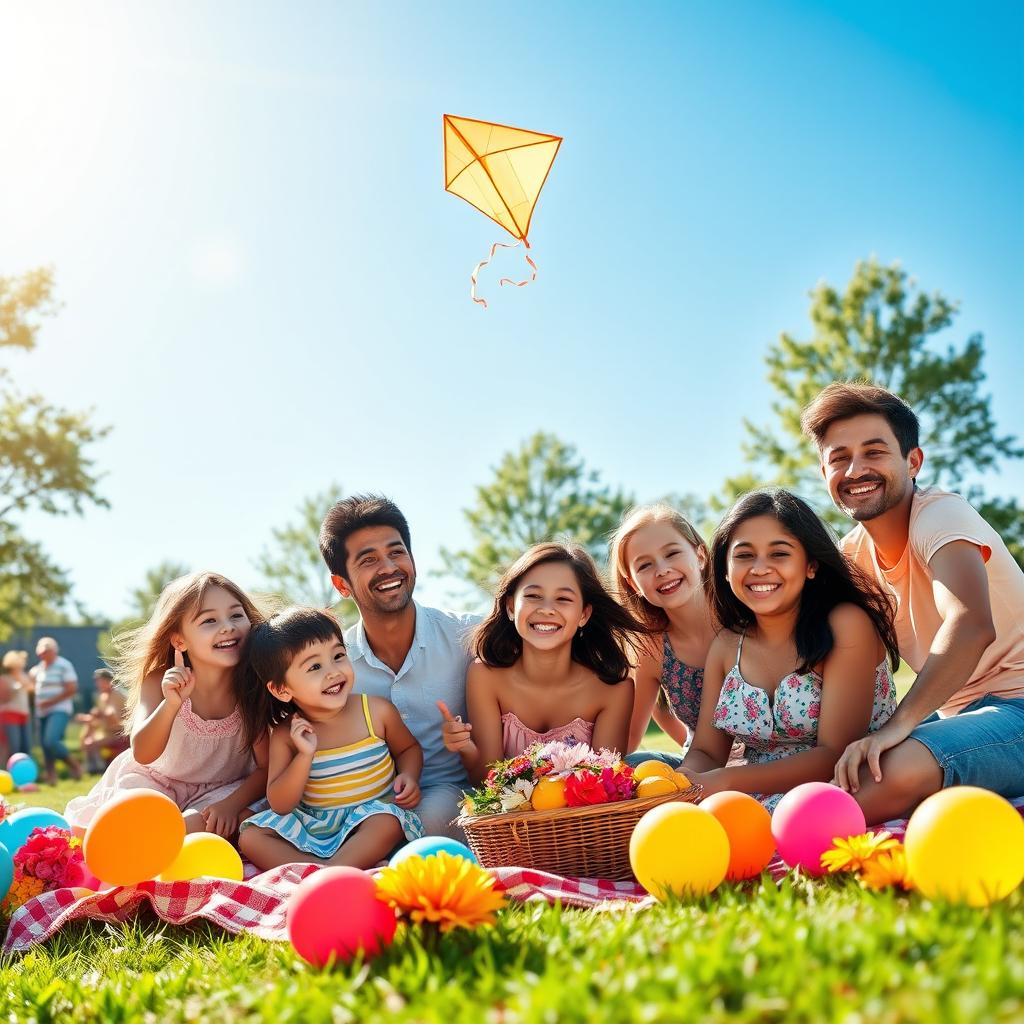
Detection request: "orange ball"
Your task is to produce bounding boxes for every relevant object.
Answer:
[84,790,186,886]
[700,791,775,881]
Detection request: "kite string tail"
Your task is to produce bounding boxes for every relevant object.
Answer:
[498,236,537,290]
[470,238,525,308]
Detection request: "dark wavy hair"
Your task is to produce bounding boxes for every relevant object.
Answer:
[473,541,650,684]
[239,606,345,748]
[706,489,899,673]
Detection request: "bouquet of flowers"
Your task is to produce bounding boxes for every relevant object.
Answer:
[0,804,92,920]
[461,740,635,817]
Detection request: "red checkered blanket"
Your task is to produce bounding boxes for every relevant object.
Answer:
[5,796,1024,953]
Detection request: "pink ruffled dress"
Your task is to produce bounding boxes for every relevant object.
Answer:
[501,712,595,758]
[64,698,254,829]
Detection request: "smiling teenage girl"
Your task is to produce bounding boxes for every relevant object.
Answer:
[681,490,899,810]
[438,542,647,783]
[65,572,269,836]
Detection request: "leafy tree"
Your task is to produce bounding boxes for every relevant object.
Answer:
[254,485,357,625]
[127,561,192,620]
[721,258,1023,562]
[441,432,634,594]
[0,268,110,642]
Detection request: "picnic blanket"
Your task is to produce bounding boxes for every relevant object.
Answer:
[6,796,1024,954]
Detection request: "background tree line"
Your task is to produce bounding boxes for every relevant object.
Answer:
[1,257,1019,644]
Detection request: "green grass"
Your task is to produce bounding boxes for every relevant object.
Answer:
[1,705,1021,1023]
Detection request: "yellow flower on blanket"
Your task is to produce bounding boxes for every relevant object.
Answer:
[375,852,506,932]
[820,831,901,874]
[859,846,913,891]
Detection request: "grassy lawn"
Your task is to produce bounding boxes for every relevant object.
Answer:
[1,706,1021,1022]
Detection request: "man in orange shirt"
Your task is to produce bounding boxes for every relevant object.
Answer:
[802,382,1024,823]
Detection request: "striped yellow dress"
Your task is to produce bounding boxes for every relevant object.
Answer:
[241,694,422,857]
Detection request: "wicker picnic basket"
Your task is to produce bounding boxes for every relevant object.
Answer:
[457,785,703,881]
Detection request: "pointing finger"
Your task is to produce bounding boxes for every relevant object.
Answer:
[174,648,185,670]
[436,700,459,723]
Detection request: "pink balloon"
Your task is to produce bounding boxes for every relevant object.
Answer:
[6,754,28,771]
[771,782,866,875]
[287,867,396,967]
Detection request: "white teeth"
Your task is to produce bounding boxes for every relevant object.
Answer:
[748,584,779,593]
[657,580,682,593]
[530,623,560,633]
[213,640,237,649]
[848,483,879,495]
[377,580,402,591]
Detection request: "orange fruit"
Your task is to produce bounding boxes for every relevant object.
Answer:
[671,771,693,790]
[636,776,677,799]
[531,776,568,811]
[632,759,674,782]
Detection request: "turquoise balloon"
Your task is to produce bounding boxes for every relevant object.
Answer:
[9,757,38,787]
[0,842,12,901]
[388,835,478,867]
[0,808,70,853]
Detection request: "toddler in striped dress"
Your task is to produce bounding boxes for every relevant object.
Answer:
[238,607,423,870]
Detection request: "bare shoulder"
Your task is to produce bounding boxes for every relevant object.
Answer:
[827,602,876,642]
[365,694,398,725]
[466,658,502,692]
[708,628,741,662]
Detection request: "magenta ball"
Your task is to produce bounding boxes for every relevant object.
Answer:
[771,782,866,875]
[286,867,396,968]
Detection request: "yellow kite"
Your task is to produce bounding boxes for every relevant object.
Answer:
[443,114,562,307]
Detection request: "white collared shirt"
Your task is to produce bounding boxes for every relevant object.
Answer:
[345,602,480,787]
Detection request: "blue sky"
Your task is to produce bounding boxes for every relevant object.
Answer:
[2,0,1022,619]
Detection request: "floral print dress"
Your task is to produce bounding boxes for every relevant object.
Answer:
[712,631,896,811]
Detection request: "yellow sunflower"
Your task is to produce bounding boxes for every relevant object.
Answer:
[859,846,913,891]
[375,852,506,932]
[820,830,900,874]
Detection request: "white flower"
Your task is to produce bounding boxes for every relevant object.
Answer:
[499,778,535,811]
[538,741,595,778]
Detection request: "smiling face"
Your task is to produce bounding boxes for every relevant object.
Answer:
[507,561,591,651]
[820,413,922,522]
[726,515,816,617]
[172,585,251,668]
[624,522,705,610]
[332,525,416,615]
[272,636,355,716]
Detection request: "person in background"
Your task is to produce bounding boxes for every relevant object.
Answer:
[31,637,82,784]
[0,650,34,760]
[76,668,129,773]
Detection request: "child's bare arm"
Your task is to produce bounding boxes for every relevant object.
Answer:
[376,698,423,809]
[130,659,190,765]
[592,676,633,755]
[266,718,316,815]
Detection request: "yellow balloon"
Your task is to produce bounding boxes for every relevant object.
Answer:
[629,802,729,900]
[905,787,1024,907]
[0,771,13,795]
[158,833,244,882]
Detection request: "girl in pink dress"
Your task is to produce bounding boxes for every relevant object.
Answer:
[681,489,899,810]
[438,541,648,784]
[66,572,268,836]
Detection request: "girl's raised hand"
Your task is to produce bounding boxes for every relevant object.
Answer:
[290,714,318,757]
[437,700,474,753]
[161,649,195,708]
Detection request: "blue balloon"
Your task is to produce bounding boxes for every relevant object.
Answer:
[0,842,12,901]
[388,835,478,867]
[9,757,38,788]
[0,808,70,853]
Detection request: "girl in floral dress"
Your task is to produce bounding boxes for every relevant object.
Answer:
[438,541,647,784]
[681,489,899,810]
[609,504,724,762]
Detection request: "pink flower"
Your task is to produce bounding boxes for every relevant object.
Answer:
[14,826,84,892]
[600,765,634,802]
[808,702,821,718]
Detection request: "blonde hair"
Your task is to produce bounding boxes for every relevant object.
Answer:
[608,503,709,633]
[2,650,28,671]
[111,571,264,723]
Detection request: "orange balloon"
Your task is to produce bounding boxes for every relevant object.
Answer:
[700,791,775,881]
[84,790,186,886]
